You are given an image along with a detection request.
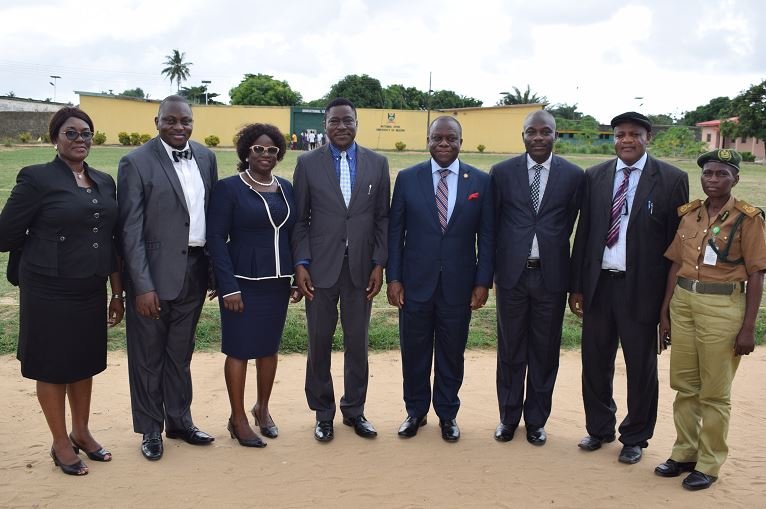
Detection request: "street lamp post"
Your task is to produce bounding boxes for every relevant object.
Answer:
[201,80,211,105]
[49,75,61,102]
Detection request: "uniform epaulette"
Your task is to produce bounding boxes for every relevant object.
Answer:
[677,199,702,217]
[734,200,764,218]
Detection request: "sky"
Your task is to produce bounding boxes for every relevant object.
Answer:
[1,0,764,124]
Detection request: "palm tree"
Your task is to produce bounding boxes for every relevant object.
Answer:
[161,50,193,91]
[497,85,548,106]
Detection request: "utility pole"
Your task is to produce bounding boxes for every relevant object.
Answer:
[426,72,432,150]
[201,80,211,105]
[49,75,61,102]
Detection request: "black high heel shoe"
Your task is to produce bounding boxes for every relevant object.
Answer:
[251,407,279,439]
[227,419,266,448]
[50,447,88,476]
[70,434,112,462]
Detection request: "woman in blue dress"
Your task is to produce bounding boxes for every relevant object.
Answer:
[207,123,299,447]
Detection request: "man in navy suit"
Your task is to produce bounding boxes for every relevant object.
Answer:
[387,116,494,442]
[491,110,584,446]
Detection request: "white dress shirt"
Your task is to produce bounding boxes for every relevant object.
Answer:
[160,139,207,246]
[431,158,459,223]
[527,153,552,259]
[601,151,648,270]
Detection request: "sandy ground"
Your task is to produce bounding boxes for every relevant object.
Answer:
[0,348,764,509]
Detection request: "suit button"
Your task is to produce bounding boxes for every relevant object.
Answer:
[93,227,99,233]
[86,188,92,194]
[92,242,99,248]
[185,222,190,227]
[182,249,187,254]
[92,198,98,204]
[94,213,100,218]
[59,236,66,241]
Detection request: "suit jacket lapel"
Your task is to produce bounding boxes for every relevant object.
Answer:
[348,146,365,209]
[190,143,212,196]
[538,155,561,214]
[152,137,189,214]
[596,160,618,232]
[320,146,347,208]
[446,162,471,229]
[417,162,441,231]
[628,156,658,228]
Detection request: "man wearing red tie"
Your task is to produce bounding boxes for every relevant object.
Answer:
[569,112,688,464]
[387,116,494,442]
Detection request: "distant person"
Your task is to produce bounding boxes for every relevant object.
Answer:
[292,97,391,442]
[655,149,766,490]
[569,112,689,465]
[207,123,300,448]
[300,131,307,151]
[316,132,324,146]
[308,131,317,150]
[0,107,124,475]
[490,110,584,446]
[291,132,297,150]
[387,116,494,442]
[118,95,218,461]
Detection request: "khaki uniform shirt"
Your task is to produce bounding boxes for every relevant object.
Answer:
[664,196,766,282]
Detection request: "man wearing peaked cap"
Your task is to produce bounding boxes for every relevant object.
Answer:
[569,111,689,464]
[654,147,766,490]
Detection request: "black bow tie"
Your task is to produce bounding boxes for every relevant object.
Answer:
[172,149,191,162]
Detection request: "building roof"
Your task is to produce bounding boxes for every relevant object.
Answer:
[696,117,738,127]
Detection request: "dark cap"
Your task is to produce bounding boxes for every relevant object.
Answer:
[610,111,651,132]
[697,148,741,171]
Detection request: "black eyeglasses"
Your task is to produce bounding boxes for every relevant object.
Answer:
[326,117,357,128]
[250,145,280,155]
[61,130,94,141]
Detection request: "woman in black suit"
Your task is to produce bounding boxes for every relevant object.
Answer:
[207,123,299,447]
[0,108,123,475]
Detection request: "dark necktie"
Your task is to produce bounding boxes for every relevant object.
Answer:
[530,164,544,212]
[436,169,450,233]
[605,167,636,248]
[172,149,191,162]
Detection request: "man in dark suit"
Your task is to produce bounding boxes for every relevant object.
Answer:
[292,97,390,442]
[491,110,584,446]
[569,111,689,464]
[118,95,218,460]
[387,116,494,442]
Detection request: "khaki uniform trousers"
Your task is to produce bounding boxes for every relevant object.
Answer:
[668,285,744,476]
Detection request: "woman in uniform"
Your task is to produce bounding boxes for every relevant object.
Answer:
[656,149,766,490]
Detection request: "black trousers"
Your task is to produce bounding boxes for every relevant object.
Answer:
[125,253,207,434]
[399,280,472,421]
[496,268,566,429]
[581,272,658,447]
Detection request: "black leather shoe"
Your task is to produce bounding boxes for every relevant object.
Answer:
[166,426,214,445]
[398,415,427,438]
[314,420,334,442]
[227,419,266,448]
[251,408,278,439]
[578,434,615,451]
[526,427,547,446]
[494,423,515,442]
[618,444,643,464]
[439,419,460,442]
[682,470,717,491]
[654,459,696,477]
[342,415,377,438]
[141,432,163,461]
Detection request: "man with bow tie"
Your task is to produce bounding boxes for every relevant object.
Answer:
[118,95,218,461]
[387,116,494,442]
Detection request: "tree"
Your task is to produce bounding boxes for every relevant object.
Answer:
[383,84,426,110]
[327,74,385,108]
[650,126,706,158]
[546,103,583,121]
[731,79,766,148]
[497,85,548,106]
[647,113,675,126]
[119,87,146,99]
[6,91,15,97]
[679,96,732,126]
[161,49,193,91]
[429,90,482,109]
[180,85,222,105]
[229,74,302,106]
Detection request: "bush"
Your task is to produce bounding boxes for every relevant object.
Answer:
[93,131,107,145]
[204,135,220,147]
[118,132,131,145]
[129,132,141,146]
[740,151,756,162]
[18,132,32,143]
[394,141,406,151]
[139,133,151,144]
[477,144,486,153]
[41,133,50,143]
[2,138,13,147]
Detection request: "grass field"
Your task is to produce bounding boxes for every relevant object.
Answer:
[1,145,765,355]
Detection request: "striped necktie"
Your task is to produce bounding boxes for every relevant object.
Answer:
[436,169,450,233]
[605,167,636,248]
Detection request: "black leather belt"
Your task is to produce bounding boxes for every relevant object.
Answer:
[677,276,744,295]
[187,246,205,255]
[601,269,626,279]
[526,259,541,269]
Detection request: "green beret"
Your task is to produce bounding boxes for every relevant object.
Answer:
[697,149,741,171]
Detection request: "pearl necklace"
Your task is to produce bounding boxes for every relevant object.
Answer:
[72,169,85,179]
[246,169,275,186]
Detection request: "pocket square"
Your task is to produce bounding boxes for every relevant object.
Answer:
[468,192,479,201]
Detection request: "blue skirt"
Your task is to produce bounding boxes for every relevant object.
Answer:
[219,277,290,359]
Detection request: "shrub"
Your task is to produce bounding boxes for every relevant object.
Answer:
[18,132,32,143]
[2,138,13,147]
[740,151,756,162]
[41,133,51,143]
[205,135,220,147]
[93,131,107,145]
[139,133,151,144]
[477,144,486,153]
[129,132,141,146]
[395,141,406,151]
[118,132,131,145]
